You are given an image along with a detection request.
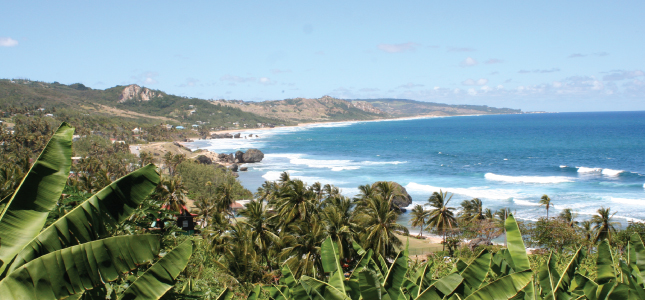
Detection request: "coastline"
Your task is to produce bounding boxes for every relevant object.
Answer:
[207,113,463,136]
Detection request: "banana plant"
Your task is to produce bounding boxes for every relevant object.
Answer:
[0,123,193,299]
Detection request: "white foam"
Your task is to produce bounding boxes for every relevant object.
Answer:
[262,171,284,181]
[577,167,601,173]
[484,173,574,184]
[560,165,568,168]
[405,182,520,201]
[514,199,541,206]
[266,153,405,172]
[611,197,644,206]
[602,169,624,176]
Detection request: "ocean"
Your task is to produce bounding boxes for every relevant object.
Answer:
[185,111,645,228]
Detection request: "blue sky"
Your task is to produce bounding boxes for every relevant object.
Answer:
[1,1,644,112]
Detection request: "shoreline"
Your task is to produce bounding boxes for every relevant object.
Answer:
[207,113,471,136]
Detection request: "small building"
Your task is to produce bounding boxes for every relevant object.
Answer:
[231,200,253,215]
[132,127,141,133]
[176,126,185,130]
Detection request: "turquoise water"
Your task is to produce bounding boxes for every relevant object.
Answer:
[187,111,645,227]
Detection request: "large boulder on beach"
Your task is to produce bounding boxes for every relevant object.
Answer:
[240,166,248,171]
[234,133,241,138]
[235,150,245,163]
[230,163,239,172]
[217,153,228,161]
[223,133,233,139]
[371,181,413,208]
[211,134,221,139]
[243,149,264,163]
[196,155,212,165]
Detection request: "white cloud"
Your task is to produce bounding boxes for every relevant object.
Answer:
[178,78,199,87]
[377,42,419,53]
[460,57,478,67]
[462,78,488,86]
[259,77,275,85]
[553,81,562,88]
[0,37,18,47]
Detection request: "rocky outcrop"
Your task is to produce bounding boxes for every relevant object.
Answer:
[223,133,233,139]
[240,166,248,171]
[371,181,413,208]
[230,163,239,172]
[242,149,264,163]
[196,155,212,165]
[233,133,241,138]
[351,101,384,114]
[118,84,162,103]
[235,151,245,163]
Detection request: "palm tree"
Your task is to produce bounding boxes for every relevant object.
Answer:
[214,181,236,217]
[425,190,457,251]
[409,204,429,237]
[540,194,552,218]
[591,207,619,242]
[559,208,578,227]
[355,194,409,259]
[459,198,484,223]
[154,175,187,212]
[279,216,328,279]
[274,179,317,228]
[239,199,279,269]
[320,195,358,260]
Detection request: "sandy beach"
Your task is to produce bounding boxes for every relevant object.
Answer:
[208,114,453,136]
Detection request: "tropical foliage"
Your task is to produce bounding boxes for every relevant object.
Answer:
[0,123,194,299]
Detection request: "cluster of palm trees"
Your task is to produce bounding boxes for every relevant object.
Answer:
[409,191,513,250]
[409,191,622,252]
[540,194,620,243]
[198,173,412,283]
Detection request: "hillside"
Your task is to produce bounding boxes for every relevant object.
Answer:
[0,79,521,134]
[0,79,288,130]
[212,96,385,122]
[213,96,520,122]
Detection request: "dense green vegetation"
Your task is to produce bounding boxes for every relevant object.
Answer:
[5,120,645,299]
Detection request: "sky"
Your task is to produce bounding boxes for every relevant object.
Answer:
[1,1,644,112]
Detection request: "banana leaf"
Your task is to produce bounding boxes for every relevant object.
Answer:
[359,269,383,300]
[504,215,530,272]
[463,269,533,300]
[321,237,347,294]
[6,164,160,274]
[0,123,74,274]
[119,239,193,300]
[383,249,408,300]
[0,234,160,300]
[537,252,559,299]
[300,276,350,300]
[551,248,583,299]
[416,273,464,300]
[215,287,234,300]
[247,285,262,300]
[460,249,492,292]
[620,260,645,300]
[267,285,290,300]
[629,234,645,280]
[347,249,373,300]
[596,240,616,285]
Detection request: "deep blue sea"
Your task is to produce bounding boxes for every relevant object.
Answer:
[186,111,645,228]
